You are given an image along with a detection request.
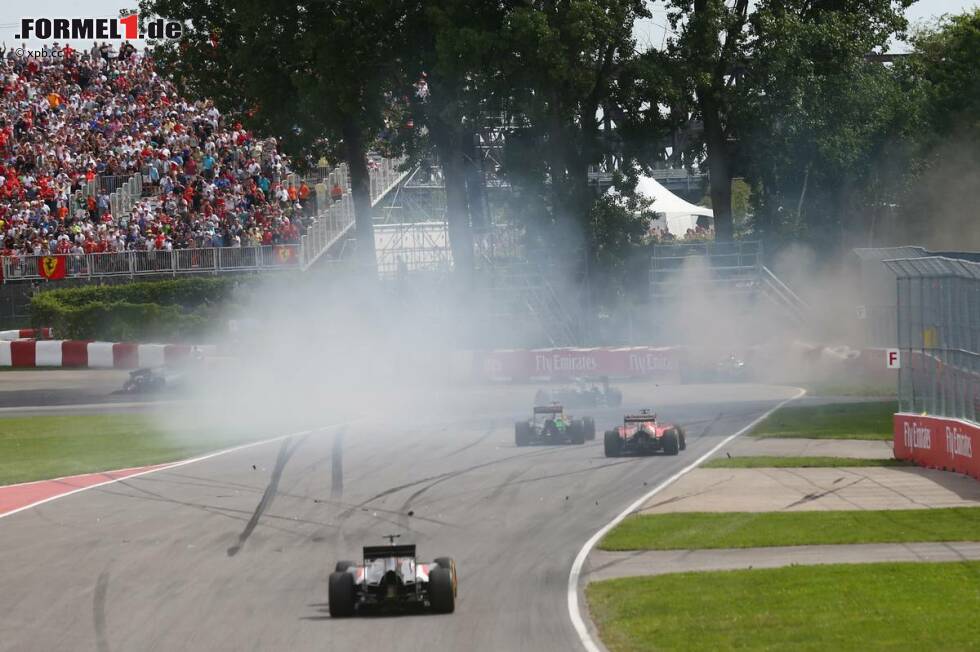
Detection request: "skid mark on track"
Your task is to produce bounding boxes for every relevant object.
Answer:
[331,427,345,498]
[339,444,587,519]
[484,466,531,503]
[93,570,110,652]
[227,433,310,557]
[442,422,496,458]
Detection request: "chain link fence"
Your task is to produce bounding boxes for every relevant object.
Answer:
[885,256,980,423]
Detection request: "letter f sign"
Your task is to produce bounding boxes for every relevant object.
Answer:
[886,349,901,369]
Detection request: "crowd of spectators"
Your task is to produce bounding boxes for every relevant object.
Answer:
[0,41,320,260]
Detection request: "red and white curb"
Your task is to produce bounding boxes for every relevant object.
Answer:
[565,388,807,652]
[0,421,354,520]
[0,340,217,369]
[0,464,173,517]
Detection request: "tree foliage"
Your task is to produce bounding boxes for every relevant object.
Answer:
[141,0,976,272]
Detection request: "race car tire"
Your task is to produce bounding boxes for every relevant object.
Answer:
[583,417,596,440]
[328,571,356,617]
[677,427,687,450]
[515,421,531,447]
[663,430,680,456]
[569,420,585,445]
[429,567,455,614]
[334,560,356,573]
[604,430,622,457]
[433,557,458,596]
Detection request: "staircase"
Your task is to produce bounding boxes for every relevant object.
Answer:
[299,157,409,270]
[649,241,810,327]
[480,259,580,347]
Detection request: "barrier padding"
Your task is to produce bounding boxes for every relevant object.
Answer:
[894,413,980,480]
[61,341,92,367]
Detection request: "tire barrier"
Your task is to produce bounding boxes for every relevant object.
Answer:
[0,340,216,369]
[0,328,54,340]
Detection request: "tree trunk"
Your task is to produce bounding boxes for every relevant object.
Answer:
[463,129,487,234]
[701,93,733,241]
[342,117,377,272]
[435,133,474,278]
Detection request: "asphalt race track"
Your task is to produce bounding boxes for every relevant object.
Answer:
[0,381,798,651]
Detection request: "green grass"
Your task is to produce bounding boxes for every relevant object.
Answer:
[599,508,980,551]
[702,455,910,469]
[750,401,896,440]
[803,381,897,398]
[586,561,980,652]
[0,415,267,485]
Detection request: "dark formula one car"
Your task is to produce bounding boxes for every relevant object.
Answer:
[328,536,457,617]
[534,376,623,408]
[117,366,187,394]
[515,404,595,446]
[604,409,687,457]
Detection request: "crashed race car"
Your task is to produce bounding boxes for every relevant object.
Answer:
[515,404,595,446]
[117,366,186,394]
[328,536,457,616]
[534,376,623,408]
[604,409,686,457]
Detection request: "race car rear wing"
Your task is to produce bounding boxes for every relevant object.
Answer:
[533,405,563,414]
[624,414,656,423]
[363,544,417,560]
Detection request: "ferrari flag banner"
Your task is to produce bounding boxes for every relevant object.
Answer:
[39,255,66,280]
[274,245,297,265]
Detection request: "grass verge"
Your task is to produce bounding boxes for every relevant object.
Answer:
[802,381,897,398]
[599,508,980,551]
[702,456,909,469]
[586,561,980,652]
[0,414,268,485]
[750,401,896,440]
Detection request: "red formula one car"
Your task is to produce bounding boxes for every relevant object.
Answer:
[603,409,686,457]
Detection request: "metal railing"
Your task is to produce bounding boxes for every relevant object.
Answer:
[0,157,408,282]
[2,245,301,281]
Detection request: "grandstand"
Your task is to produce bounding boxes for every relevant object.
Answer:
[0,43,405,282]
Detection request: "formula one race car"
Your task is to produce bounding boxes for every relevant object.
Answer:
[604,409,686,457]
[117,366,187,394]
[534,377,623,408]
[515,404,595,446]
[328,536,457,617]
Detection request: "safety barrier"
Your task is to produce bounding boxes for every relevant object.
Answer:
[0,328,53,340]
[894,413,980,480]
[1,245,300,282]
[0,340,217,368]
[473,346,682,382]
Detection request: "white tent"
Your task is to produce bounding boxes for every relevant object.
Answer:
[609,174,713,236]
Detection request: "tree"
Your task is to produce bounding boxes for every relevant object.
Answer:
[892,9,980,249]
[396,3,509,278]
[664,0,909,243]
[140,0,411,272]
[498,0,651,255]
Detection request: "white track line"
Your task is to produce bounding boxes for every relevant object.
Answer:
[566,388,807,652]
[0,420,354,521]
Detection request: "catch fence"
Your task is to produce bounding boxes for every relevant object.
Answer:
[885,256,980,423]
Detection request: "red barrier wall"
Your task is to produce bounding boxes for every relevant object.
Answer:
[894,413,980,480]
[474,347,681,382]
